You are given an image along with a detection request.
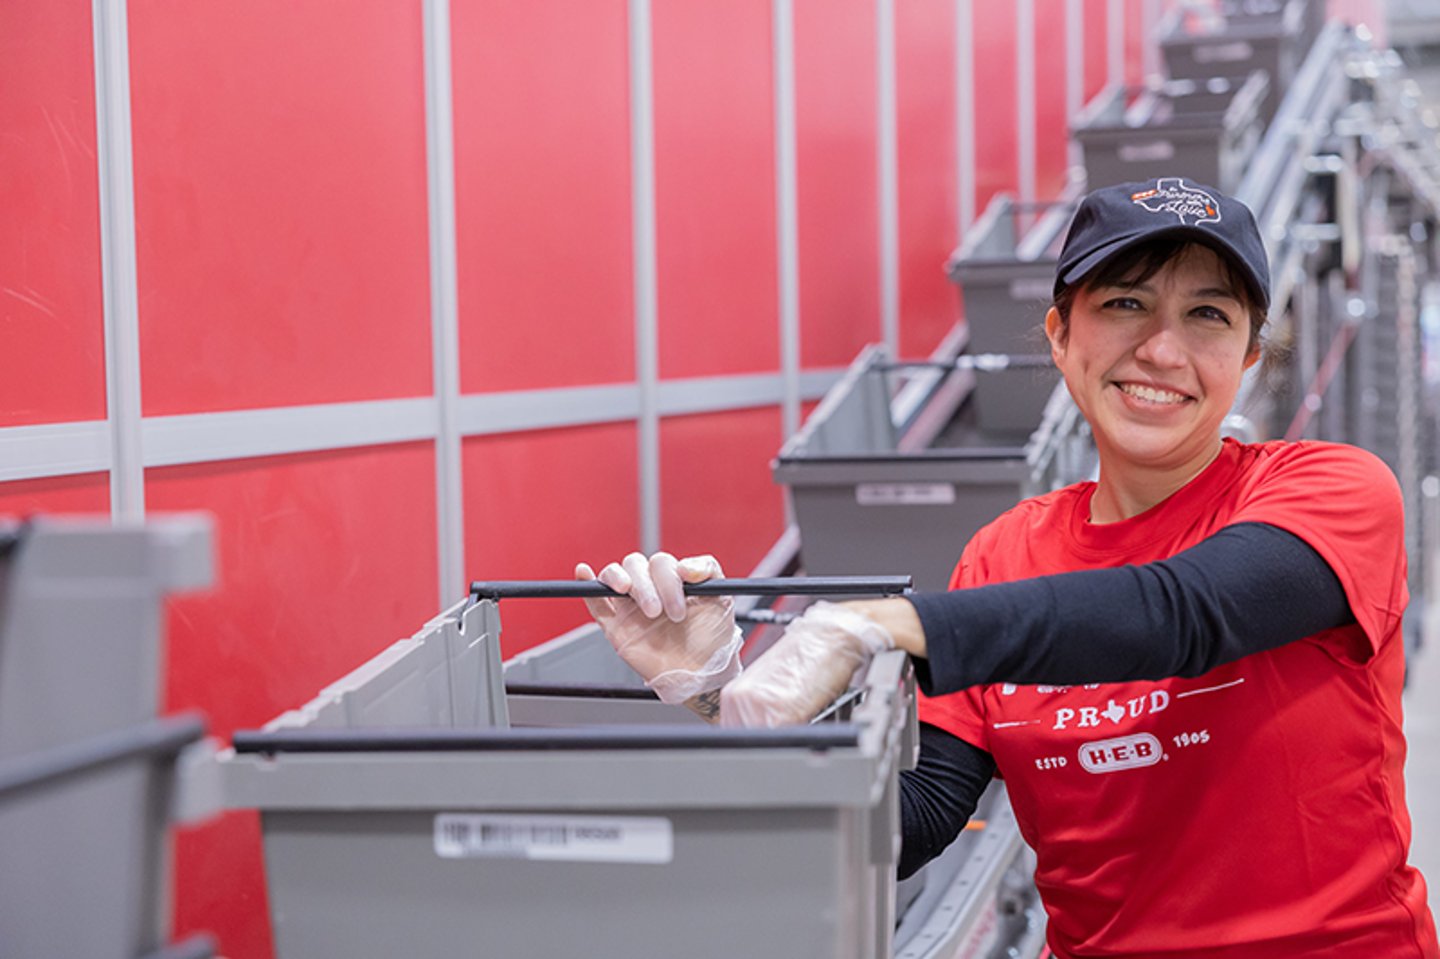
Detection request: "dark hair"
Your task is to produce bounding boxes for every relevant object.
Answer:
[1051,238,1267,352]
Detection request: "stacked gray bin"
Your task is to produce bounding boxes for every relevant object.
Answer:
[772,345,1052,593]
[222,596,924,958]
[944,194,1072,437]
[0,517,217,959]
[1158,0,1321,123]
[1072,71,1268,192]
[1218,0,1325,57]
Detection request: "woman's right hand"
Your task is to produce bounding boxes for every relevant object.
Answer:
[575,552,742,708]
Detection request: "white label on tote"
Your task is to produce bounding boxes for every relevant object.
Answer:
[1194,40,1253,63]
[1118,140,1176,163]
[1009,277,1053,301]
[856,482,956,506]
[434,813,673,864]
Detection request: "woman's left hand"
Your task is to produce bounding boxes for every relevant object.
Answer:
[719,601,896,727]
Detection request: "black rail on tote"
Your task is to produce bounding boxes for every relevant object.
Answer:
[877,353,1054,373]
[467,576,913,602]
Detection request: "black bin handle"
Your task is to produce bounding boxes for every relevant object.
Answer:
[469,575,912,601]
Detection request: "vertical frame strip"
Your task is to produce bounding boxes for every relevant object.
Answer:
[773,0,801,443]
[1066,0,1085,171]
[877,0,900,357]
[92,0,145,520]
[1108,0,1126,88]
[1143,0,1161,81]
[1017,0,1037,214]
[629,0,662,552]
[422,0,465,604]
[956,0,976,236]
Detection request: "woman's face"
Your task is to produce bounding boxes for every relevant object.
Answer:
[1045,245,1260,477]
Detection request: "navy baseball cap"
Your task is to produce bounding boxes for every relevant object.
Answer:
[1054,177,1271,312]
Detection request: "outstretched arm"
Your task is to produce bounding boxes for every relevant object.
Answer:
[723,522,1353,725]
[900,521,1354,695]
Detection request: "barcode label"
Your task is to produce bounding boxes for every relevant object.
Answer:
[856,482,956,506]
[434,814,673,864]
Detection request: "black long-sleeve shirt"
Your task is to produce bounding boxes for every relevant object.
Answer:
[895,521,1354,879]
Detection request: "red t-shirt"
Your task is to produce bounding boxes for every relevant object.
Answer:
[919,439,1438,958]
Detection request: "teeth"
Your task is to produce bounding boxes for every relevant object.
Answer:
[1119,383,1187,404]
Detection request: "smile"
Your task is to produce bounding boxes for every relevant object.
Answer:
[1116,382,1190,405]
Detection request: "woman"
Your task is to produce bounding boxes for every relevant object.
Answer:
[578,178,1438,957]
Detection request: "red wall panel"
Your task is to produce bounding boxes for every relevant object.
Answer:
[896,0,960,359]
[463,423,640,657]
[128,1,433,416]
[652,0,780,379]
[1035,0,1074,201]
[972,5,1020,218]
[154,443,440,959]
[0,473,109,516]
[1124,0,1148,88]
[174,813,270,959]
[1083,0,1111,106]
[0,2,106,427]
[794,0,881,367]
[795,0,881,369]
[660,407,786,576]
[452,0,636,393]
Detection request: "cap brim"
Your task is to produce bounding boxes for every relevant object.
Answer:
[1056,224,1270,311]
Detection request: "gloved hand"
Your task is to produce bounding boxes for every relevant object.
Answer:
[576,552,743,704]
[719,601,894,727]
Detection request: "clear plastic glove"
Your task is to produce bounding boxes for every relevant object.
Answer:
[719,601,893,727]
[575,552,743,704]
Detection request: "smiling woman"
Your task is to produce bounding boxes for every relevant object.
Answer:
[1037,180,1271,523]
[1046,243,1261,522]
[579,178,1440,959]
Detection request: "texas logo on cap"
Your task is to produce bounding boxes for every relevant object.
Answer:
[1130,177,1221,226]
